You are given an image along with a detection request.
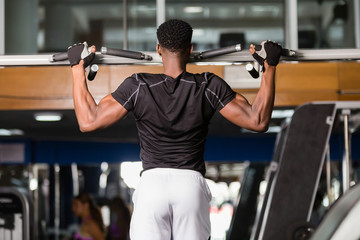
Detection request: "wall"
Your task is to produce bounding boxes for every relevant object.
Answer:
[1,62,360,110]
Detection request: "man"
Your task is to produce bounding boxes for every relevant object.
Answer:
[69,19,281,240]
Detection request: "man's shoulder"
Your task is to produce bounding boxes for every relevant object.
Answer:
[136,72,161,78]
[183,72,219,81]
[193,72,224,86]
[129,72,164,85]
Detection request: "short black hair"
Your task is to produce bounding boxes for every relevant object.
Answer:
[156,19,193,52]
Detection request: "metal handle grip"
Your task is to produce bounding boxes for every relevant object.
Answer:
[87,64,99,81]
[254,44,296,57]
[50,52,68,62]
[101,47,152,60]
[199,44,242,59]
[246,63,260,79]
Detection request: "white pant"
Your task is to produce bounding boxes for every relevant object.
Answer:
[130,168,212,240]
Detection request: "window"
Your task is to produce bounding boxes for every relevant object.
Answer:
[166,1,284,51]
[3,0,359,54]
[298,0,356,48]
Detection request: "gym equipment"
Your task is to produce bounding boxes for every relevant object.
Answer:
[0,187,34,240]
[254,44,296,57]
[100,47,153,60]
[48,44,246,81]
[342,109,352,192]
[246,62,260,79]
[250,101,360,240]
[87,64,99,81]
[1,45,359,83]
[46,44,245,81]
[227,162,266,240]
[3,46,360,67]
[309,183,360,240]
[192,44,242,60]
[51,44,244,62]
[249,43,294,78]
[250,119,290,240]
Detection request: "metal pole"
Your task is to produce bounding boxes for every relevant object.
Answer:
[0,0,4,54]
[157,0,166,27]
[355,0,360,48]
[325,144,333,203]
[284,0,298,50]
[71,163,79,196]
[32,164,39,240]
[342,109,351,193]
[54,164,60,240]
[123,0,128,50]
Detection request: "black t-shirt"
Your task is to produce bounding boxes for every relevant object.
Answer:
[111,71,236,175]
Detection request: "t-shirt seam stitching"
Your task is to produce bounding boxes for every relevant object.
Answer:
[205,91,215,109]
[122,82,144,108]
[149,78,168,88]
[206,88,225,108]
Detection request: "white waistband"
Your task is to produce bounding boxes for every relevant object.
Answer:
[142,168,203,177]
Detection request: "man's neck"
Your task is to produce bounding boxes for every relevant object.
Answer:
[163,60,186,79]
[162,51,188,79]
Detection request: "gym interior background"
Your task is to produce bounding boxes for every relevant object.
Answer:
[1,0,360,240]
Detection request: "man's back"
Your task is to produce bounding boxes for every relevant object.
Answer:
[111,71,235,175]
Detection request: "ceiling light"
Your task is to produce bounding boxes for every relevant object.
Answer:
[34,112,62,122]
[184,6,203,13]
[0,129,24,136]
[0,129,11,136]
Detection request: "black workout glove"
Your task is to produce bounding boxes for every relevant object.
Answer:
[252,40,282,70]
[67,42,95,68]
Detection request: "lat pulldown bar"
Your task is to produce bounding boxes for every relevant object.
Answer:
[50,47,154,81]
[192,44,242,60]
[1,47,360,67]
[47,44,250,81]
[100,47,153,60]
[49,47,153,62]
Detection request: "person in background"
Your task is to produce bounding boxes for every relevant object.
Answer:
[72,193,106,240]
[107,197,131,240]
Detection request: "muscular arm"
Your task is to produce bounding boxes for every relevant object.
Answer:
[71,61,127,132]
[219,60,276,132]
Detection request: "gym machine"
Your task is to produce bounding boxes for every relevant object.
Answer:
[0,187,34,240]
[0,45,360,240]
[249,101,359,240]
[1,44,360,85]
[1,44,360,86]
[227,162,266,240]
[1,45,360,67]
[309,182,360,240]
